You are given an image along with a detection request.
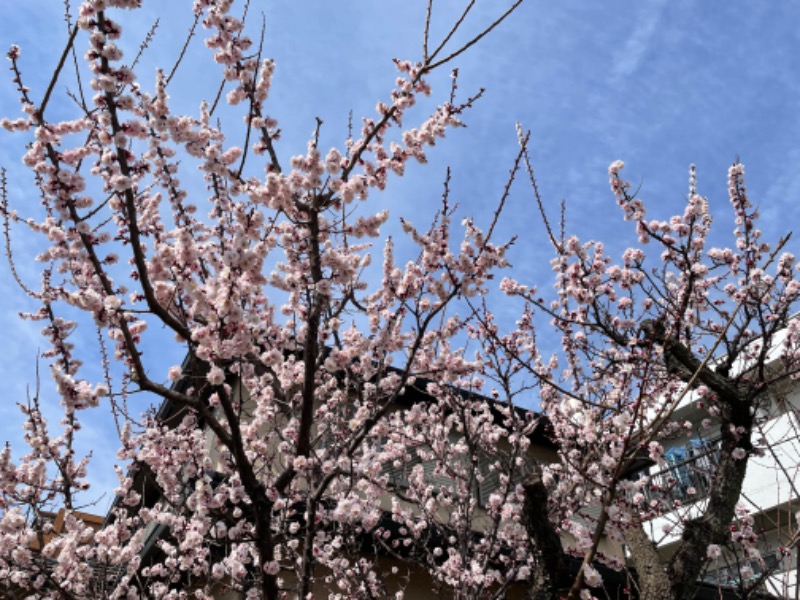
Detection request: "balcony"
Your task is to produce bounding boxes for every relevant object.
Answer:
[643,439,720,506]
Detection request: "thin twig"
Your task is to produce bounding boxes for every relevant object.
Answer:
[39,22,80,121]
[518,124,561,252]
[63,0,88,112]
[208,77,226,117]
[423,0,434,61]
[428,0,524,71]
[130,19,160,72]
[166,13,200,86]
[236,12,267,180]
[428,0,476,64]
[0,169,40,298]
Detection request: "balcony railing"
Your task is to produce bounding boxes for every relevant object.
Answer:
[643,439,720,505]
[702,551,784,585]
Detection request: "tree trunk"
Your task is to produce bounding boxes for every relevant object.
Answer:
[623,521,673,600]
[523,468,570,600]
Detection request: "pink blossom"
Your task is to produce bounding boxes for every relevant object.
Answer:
[583,564,602,588]
[207,366,225,385]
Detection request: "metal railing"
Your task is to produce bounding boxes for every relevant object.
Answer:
[643,441,720,505]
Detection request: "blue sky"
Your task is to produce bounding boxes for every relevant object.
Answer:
[1,1,799,510]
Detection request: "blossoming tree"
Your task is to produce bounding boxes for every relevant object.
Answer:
[2,1,800,600]
[485,153,800,599]
[0,0,541,598]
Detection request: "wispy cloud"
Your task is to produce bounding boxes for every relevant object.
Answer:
[611,0,669,82]
[1,0,800,489]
